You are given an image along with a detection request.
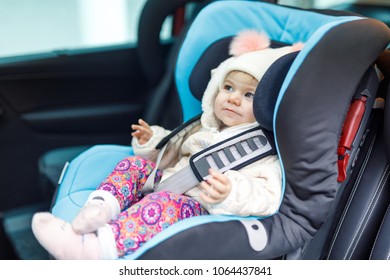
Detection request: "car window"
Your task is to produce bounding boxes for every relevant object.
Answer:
[280,0,390,9]
[0,0,172,58]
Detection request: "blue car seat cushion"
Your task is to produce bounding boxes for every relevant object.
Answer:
[52,145,134,223]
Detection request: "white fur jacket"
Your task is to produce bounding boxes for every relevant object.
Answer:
[131,121,282,217]
[132,50,284,217]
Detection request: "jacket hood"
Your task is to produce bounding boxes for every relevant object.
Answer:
[200,45,297,130]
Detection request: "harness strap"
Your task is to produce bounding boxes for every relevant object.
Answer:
[142,116,202,194]
[142,143,169,193]
[155,126,276,194]
[155,114,202,149]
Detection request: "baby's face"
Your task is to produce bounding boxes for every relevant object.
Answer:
[214,71,258,127]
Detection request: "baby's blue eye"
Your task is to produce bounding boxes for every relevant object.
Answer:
[223,85,234,92]
[244,92,254,100]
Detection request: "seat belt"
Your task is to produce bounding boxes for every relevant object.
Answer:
[154,125,276,194]
[142,115,202,193]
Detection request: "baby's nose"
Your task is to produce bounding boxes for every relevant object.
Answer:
[229,91,242,104]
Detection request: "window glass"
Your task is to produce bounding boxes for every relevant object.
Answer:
[0,0,172,58]
[279,0,390,9]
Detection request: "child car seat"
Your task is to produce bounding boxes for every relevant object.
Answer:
[50,1,390,259]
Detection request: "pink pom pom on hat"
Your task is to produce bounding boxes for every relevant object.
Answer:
[220,29,303,83]
[229,30,271,56]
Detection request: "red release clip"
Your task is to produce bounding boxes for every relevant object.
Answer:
[337,96,367,182]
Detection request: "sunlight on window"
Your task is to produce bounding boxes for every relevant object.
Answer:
[314,0,349,8]
[0,0,149,58]
[79,0,131,46]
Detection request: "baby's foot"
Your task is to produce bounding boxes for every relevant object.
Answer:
[31,212,102,259]
[72,199,112,234]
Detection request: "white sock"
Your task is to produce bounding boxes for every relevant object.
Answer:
[87,190,121,219]
[32,212,105,260]
[72,190,120,234]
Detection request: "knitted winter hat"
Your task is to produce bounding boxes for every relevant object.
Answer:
[201,30,303,129]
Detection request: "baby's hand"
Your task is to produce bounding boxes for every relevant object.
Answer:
[199,169,232,204]
[131,119,153,144]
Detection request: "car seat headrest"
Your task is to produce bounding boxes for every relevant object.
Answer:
[254,51,299,131]
[189,38,298,131]
[189,37,232,101]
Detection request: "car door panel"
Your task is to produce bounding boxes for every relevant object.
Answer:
[0,46,150,211]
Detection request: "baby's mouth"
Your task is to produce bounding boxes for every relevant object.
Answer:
[224,108,240,116]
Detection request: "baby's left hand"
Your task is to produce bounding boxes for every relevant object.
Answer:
[199,169,232,204]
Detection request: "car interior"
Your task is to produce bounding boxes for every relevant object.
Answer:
[0,0,389,260]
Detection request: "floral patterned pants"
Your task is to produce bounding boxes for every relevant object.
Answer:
[96,156,208,257]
